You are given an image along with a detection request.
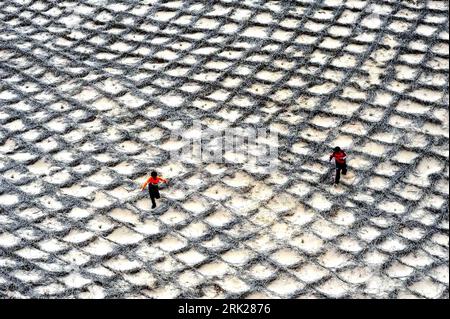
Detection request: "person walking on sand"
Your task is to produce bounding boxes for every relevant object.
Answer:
[141,171,168,209]
[329,146,347,185]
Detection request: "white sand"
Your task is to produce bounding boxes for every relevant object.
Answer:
[0,0,447,300]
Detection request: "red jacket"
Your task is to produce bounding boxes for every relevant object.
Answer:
[330,151,347,164]
[141,176,168,190]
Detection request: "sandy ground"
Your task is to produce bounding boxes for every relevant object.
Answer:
[0,0,448,298]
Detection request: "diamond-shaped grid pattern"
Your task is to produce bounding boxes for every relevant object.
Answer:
[0,0,448,299]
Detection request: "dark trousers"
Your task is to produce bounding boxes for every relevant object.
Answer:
[148,184,160,207]
[335,162,347,184]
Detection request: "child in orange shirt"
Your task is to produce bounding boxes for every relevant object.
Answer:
[141,171,168,209]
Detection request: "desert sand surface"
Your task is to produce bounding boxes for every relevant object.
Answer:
[0,0,448,298]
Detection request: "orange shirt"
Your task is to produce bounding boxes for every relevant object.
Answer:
[141,176,167,189]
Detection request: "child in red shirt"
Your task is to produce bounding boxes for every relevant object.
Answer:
[141,171,168,209]
[329,146,347,185]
